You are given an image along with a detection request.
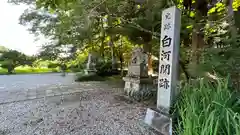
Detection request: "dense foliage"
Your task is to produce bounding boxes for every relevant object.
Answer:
[7,0,240,82]
[0,47,59,74]
[0,50,29,73]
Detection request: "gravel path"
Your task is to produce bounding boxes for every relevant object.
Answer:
[0,81,157,135]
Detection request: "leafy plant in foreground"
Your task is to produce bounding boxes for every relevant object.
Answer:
[175,79,240,135]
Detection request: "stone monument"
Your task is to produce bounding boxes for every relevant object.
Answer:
[143,6,181,135]
[85,52,97,74]
[123,47,156,101]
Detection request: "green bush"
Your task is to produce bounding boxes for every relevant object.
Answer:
[51,68,59,72]
[48,62,60,68]
[95,61,120,76]
[0,60,16,74]
[69,63,85,72]
[74,72,104,81]
[0,68,7,74]
[71,68,83,72]
[175,79,240,135]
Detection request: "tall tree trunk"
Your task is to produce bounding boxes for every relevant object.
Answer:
[120,54,124,76]
[192,28,204,65]
[227,0,237,39]
[7,65,14,74]
[226,0,239,88]
[7,68,12,74]
[110,36,116,69]
[191,10,205,77]
[180,59,190,80]
[100,17,105,57]
[100,37,105,57]
[120,37,124,76]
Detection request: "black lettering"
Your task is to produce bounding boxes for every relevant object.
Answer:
[161,50,171,61]
[160,64,170,75]
[159,78,170,89]
[162,35,172,47]
[164,23,171,30]
[165,13,171,20]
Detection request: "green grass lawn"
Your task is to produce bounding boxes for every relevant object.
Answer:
[0,66,61,75]
[0,68,7,74]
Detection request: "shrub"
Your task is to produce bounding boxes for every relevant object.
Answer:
[95,61,120,76]
[0,60,15,74]
[69,63,85,72]
[48,62,60,69]
[74,72,104,81]
[71,68,83,72]
[0,68,7,74]
[175,78,240,135]
[51,68,59,72]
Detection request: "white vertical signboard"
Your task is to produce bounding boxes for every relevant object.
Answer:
[157,6,181,113]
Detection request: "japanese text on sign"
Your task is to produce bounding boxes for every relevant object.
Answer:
[158,11,173,90]
[162,35,172,47]
[159,78,170,89]
[161,50,171,61]
[159,64,170,75]
[165,13,171,20]
[157,6,181,112]
[164,23,171,30]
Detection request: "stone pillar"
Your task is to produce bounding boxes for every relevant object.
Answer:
[143,6,181,135]
[157,6,181,113]
[86,53,92,70]
[123,47,156,101]
[85,52,97,74]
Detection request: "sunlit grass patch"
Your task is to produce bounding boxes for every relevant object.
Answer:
[0,66,60,75]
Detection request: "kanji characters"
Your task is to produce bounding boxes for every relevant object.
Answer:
[160,64,171,75]
[161,50,171,61]
[164,23,171,30]
[165,13,171,20]
[159,78,170,89]
[162,35,172,47]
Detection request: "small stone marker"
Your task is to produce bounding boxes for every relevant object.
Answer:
[86,53,92,70]
[143,6,181,135]
[85,52,97,74]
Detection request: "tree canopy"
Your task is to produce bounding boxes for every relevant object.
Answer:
[0,46,37,74]
[7,0,240,83]
[0,45,9,53]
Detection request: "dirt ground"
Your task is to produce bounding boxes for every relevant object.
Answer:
[0,81,157,135]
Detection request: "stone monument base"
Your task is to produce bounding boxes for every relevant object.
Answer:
[122,76,156,101]
[142,108,172,135]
